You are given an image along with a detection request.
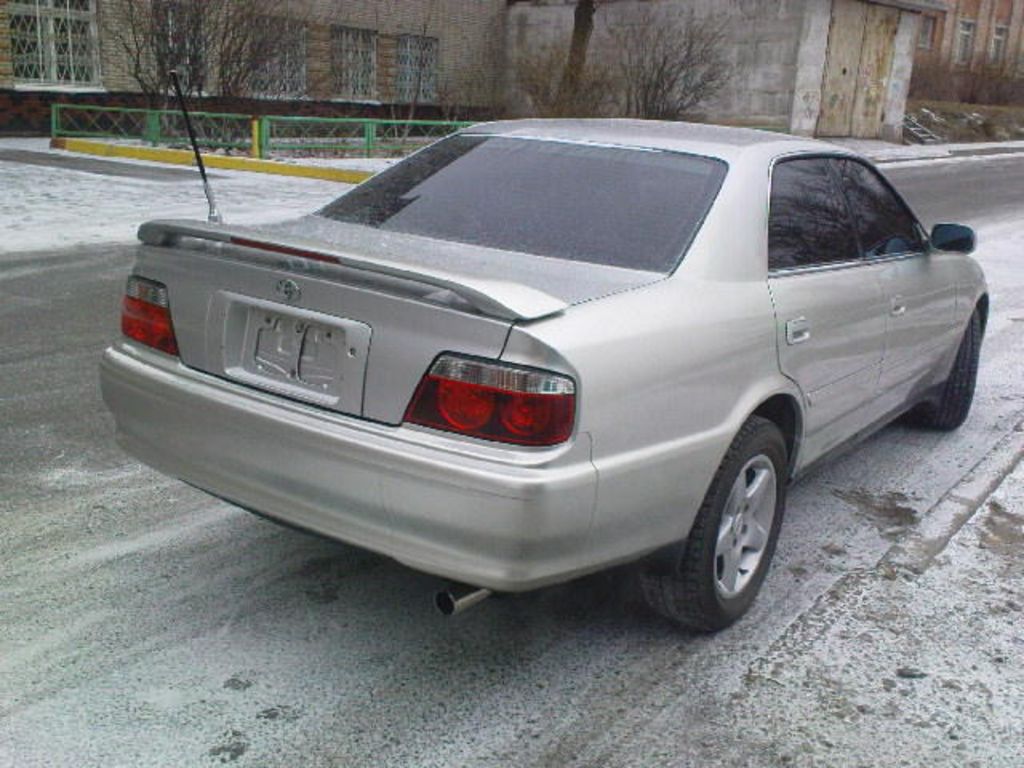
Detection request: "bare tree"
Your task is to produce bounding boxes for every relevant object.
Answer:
[557,0,597,109]
[515,40,613,117]
[403,0,440,124]
[612,10,732,120]
[107,0,311,104]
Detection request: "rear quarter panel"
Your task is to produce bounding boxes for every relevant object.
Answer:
[502,273,795,571]
[501,149,800,568]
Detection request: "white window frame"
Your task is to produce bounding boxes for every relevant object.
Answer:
[332,26,377,101]
[989,24,1009,65]
[955,19,976,65]
[9,0,101,88]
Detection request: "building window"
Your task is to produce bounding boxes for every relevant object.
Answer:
[251,17,308,98]
[332,26,377,100]
[989,24,1009,65]
[955,19,976,65]
[396,35,439,104]
[9,0,99,87]
[917,16,936,50]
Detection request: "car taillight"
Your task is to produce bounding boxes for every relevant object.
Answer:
[404,355,576,446]
[121,276,179,356]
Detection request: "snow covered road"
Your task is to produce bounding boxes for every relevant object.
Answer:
[1,145,1022,767]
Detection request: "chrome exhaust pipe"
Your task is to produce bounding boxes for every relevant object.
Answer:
[435,584,493,616]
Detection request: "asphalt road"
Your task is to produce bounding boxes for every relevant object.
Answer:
[1,155,1023,767]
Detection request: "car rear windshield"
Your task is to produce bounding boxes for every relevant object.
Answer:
[318,135,727,273]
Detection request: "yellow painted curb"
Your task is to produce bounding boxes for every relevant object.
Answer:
[50,137,373,184]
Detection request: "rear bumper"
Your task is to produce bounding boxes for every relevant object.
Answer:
[99,345,599,591]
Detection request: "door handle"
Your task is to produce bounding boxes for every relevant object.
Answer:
[890,295,907,317]
[785,317,811,345]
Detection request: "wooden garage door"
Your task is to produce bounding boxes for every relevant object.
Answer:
[817,0,901,138]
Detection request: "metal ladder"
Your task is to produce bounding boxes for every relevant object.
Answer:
[902,114,942,144]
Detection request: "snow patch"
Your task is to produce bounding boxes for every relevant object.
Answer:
[40,462,146,489]
[1,139,353,256]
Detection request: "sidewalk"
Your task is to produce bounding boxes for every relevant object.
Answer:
[830,137,1024,164]
[729,430,1024,766]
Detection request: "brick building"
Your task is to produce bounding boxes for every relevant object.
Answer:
[0,0,505,132]
[915,0,1024,75]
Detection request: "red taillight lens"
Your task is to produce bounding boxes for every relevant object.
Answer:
[404,356,576,446]
[121,276,179,356]
[437,378,496,430]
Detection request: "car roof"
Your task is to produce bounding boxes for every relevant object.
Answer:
[463,118,855,164]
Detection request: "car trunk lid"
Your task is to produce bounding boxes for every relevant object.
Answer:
[133,219,660,424]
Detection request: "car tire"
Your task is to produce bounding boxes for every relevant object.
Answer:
[910,310,982,432]
[640,416,787,632]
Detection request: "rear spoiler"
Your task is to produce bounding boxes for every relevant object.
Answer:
[137,219,568,322]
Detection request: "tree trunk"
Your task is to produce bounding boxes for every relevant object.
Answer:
[557,0,596,111]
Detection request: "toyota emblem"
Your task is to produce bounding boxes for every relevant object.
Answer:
[275,278,301,303]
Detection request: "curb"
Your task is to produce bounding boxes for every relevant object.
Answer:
[882,415,1024,575]
[746,415,1024,688]
[49,138,373,184]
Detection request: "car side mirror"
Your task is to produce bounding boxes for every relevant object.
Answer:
[930,223,976,254]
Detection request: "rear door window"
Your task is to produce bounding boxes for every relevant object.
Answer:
[835,159,926,257]
[319,135,727,273]
[768,158,860,271]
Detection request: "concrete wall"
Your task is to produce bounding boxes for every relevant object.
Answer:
[506,0,812,129]
[882,11,921,140]
[790,0,834,135]
[507,0,924,140]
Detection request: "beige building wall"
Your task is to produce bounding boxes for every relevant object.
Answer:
[96,1,140,93]
[303,0,505,106]
[0,1,12,88]
[6,0,505,107]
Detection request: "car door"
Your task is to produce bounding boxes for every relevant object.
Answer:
[834,159,959,408]
[767,157,889,466]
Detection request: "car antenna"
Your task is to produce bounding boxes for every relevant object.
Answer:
[169,69,222,224]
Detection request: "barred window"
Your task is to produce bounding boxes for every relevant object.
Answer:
[396,35,439,104]
[9,0,99,87]
[251,17,308,98]
[332,26,377,100]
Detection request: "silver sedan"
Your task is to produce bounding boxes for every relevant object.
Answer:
[100,120,987,631]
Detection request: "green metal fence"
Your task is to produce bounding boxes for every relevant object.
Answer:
[52,103,255,152]
[51,103,472,159]
[260,115,473,158]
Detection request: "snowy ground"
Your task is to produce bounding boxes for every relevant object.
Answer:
[1,139,349,255]
[0,138,1022,768]
[829,137,1024,162]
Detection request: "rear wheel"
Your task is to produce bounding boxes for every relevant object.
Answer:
[910,310,981,431]
[640,416,787,632]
